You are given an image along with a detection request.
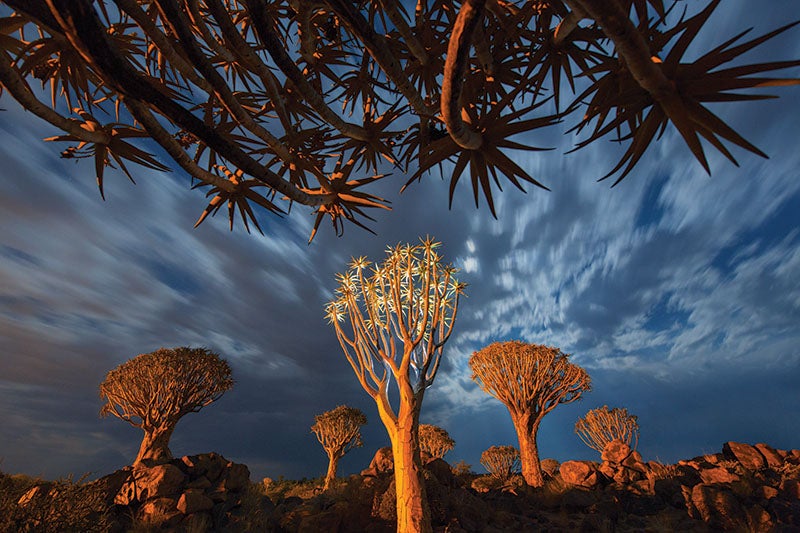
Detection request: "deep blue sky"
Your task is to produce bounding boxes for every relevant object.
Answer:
[1,1,798,482]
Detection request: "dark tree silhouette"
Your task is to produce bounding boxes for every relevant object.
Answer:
[99,346,233,466]
[1,1,797,240]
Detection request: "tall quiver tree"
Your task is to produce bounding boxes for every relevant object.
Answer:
[99,347,233,466]
[575,405,639,455]
[311,405,367,490]
[418,424,455,460]
[327,237,464,533]
[469,341,591,487]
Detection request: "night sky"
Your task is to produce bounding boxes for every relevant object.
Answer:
[1,0,798,483]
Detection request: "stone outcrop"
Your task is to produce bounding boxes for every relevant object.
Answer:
[110,452,253,530]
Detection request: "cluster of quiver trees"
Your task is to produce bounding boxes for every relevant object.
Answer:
[96,238,645,533]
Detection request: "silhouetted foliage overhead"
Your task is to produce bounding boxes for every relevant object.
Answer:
[480,445,521,481]
[311,405,367,490]
[99,346,233,465]
[575,405,639,454]
[418,424,456,459]
[470,340,591,487]
[1,1,797,239]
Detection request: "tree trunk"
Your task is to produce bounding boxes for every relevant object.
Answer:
[514,415,544,487]
[324,452,340,490]
[391,404,431,533]
[135,425,175,466]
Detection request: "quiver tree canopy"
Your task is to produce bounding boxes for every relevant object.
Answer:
[480,445,520,481]
[99,346,233,465]
[1,1,798,240]
[311,405,367,490]
[575,405,639,454]
[418,424,455,460]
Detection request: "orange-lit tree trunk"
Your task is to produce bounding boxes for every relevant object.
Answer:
[386,390,431,533]
[512,413,544,487]
[135,424,175,466]
[324,451,341,490]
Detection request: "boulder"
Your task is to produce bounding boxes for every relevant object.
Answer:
[222,462,251,492]
[754,443,786,469]
[602,440,632,464]
[723,442,767,471]
[687,483,747,530]
[140,497,182,527]
[361,447,394,476]
[700,466,740,485]
[177,490,214,514]
[131,463,186,501]
[560,461,599,488]
[540,458,560,478]
[425,458,457,487]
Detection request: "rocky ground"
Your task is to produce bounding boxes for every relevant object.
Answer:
[2,440,799,532]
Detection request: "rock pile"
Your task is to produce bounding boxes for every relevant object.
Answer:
[108,452,252,530]
[554,439,800,531]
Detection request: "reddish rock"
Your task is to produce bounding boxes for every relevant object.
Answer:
[758,485,779,500]
[602,440,632,464]
[132,463,186,501]
[177,490,214,514]
[754,443,785,468]
[540,458,560,478]
[222,462,251,491]
[361,446,394,476]
[700,466,740,485]
[186,475,212,489]
[140,497,182,527]
[723,442,767,471]
[688,483,747,529]
[561,461,598,488]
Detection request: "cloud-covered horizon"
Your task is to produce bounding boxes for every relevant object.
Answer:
[1,0,798,482]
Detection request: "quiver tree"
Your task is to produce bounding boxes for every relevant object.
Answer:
[327,237,464,533]
[469,341,591,487]
[575,405,639,455]
[311,405,367,490]
[480,445,521,482]
[1,2,798,241]
[418,424,455,460]
[99,346,233,466]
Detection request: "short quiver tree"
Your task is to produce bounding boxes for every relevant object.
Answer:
[418,424,455,460]
[470,341,591,487]
[480,445,520,482]
[311,405,367,490]
[575,405,639,455]
[327,237,464,533]
[99,346,233,466]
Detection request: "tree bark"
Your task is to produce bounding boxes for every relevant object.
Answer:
[135,425,175,466]
[513,414,544,487]
[324,452,340,490]
[390,403,431,533]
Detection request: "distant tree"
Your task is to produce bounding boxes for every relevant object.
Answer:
[311,405,367,490]
[1,2,798,240]
[418,424,455,460]
[99,346,233,466]
[470,341,590,487]
[480,445,520,482]
[575,405,639,455]
[327,237,464,533]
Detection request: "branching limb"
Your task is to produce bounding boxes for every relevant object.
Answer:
[442,0,484,150]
